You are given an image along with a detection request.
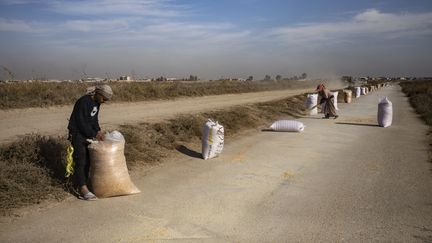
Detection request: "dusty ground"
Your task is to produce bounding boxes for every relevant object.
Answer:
[0,88,316,144]
[1,84,431,242]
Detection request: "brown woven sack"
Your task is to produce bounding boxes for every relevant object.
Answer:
[343,90,352,103]
[88,132,140,198]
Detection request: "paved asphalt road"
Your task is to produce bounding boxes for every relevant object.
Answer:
[1,84,431,242]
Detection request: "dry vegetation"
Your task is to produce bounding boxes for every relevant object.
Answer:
[0,80,315,109]
[400,80,432,126]
[400,80,432,174]
[0,135,70,213]
[0,86,307,215]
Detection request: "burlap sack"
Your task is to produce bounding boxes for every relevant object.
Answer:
[343,90,352,103]
[88,131,140,198]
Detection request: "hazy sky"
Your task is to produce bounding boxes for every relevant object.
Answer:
[0,0,431,80]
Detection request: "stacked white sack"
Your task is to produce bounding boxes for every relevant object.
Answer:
[355,87,361,98]
[202,119,224,160]
[305,93,318,115]
[377,97,393,127]
[330,91,339,110]
[270,120,305,132]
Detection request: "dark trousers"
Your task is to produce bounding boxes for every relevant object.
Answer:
[71,133,90,187]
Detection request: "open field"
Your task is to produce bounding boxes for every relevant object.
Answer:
[0,79,321,110]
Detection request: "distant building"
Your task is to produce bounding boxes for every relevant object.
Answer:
[119,76,132,81]
[82,77,105,82]
[135,78,152,82]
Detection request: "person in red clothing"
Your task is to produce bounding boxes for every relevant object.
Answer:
[68,84,113,200]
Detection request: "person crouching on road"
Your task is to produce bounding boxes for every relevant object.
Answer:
[316,84,339,119]
[67,84,113,200]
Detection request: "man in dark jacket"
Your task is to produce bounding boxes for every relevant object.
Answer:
[68,84,113,200]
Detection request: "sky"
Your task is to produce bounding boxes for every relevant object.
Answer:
[0,0,432,80]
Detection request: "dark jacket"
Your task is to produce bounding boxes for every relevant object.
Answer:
[68,95,101,139]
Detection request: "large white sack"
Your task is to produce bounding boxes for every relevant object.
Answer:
[355,87,361,98]
[377,97,393,127]
[320,103,325,113]
[330,91,339,110]
[361,87,366,95]
[202,119,224,160]
[270,120,305,132]
[88,131,141,198]
[305,93,318,115]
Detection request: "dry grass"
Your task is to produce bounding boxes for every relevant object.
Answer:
[0,92,307,215]
[399,80,432,173]
[0,135,70,215]
[0,80,317,109]
[400,80,432,126]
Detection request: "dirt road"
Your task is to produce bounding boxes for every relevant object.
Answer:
[0,88,314,144]
[1,85,431,242]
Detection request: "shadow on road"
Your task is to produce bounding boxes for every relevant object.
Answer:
[335,122,379,127]
[176,145,202,159]
[299,116,327,120]
[261,128,275,132]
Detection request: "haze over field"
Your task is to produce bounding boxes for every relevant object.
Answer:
[0,0,431,80]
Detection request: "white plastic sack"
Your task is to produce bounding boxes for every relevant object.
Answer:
[305,93,318,115]
[377,97,393,127]
[270,120,305,132]
[355,87,361,98]
[105,130,124,141]
[202,119,224,160]
[330,91,339,110]
[361,87,366,95]
[88,131,141,198]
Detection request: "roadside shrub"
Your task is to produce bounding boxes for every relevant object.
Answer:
[0,134,69,215]
[400,80,432,126]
